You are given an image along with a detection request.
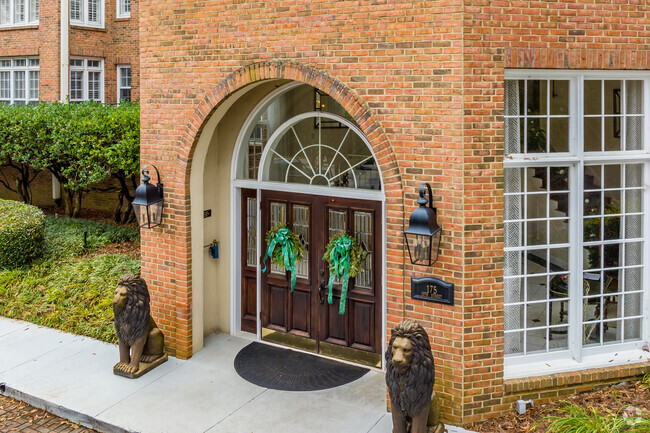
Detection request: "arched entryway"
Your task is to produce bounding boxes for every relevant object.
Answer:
[231,83,386,367]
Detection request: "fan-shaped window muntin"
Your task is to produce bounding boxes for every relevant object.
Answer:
[260,112,380,191]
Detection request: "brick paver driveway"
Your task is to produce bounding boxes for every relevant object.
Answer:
[0,394,96,432]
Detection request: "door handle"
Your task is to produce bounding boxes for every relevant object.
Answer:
[318,279,325,305]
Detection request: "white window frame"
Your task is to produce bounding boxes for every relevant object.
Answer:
[503,70,650,379]
[0,56,39,105]
[70,0,103,28]
[116,0,129,18]
[0,0,39,28]
[69,57,104,103]
[116,65,131,103]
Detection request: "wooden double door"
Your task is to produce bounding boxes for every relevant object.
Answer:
[240,189,382,367]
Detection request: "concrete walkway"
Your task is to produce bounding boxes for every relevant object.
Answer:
[0,317,475,433]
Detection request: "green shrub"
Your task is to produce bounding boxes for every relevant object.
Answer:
[0,199,45,268]
[0,101,140,218]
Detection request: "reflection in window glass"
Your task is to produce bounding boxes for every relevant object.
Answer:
[236,85,380,191]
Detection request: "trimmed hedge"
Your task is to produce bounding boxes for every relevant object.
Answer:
[0,199,45,268]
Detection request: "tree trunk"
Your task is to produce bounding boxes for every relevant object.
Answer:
[113,173,136,224]
[61,188,83,218]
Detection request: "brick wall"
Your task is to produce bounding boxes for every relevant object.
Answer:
[69,0,140,104]
[0,0,139,103]
[0,0,60,102]
[139,0,466,421]
[461,0,650,425]
[140,0,648,426]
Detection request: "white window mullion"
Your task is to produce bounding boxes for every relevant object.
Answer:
[569,75,584,362]
[641,79,650,346]
[83,69,87,101]
[568,161,583,363]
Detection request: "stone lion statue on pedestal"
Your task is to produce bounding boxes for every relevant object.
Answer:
[113,274,166,377]
[385,320,445,433]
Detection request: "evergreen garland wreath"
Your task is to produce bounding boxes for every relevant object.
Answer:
[261,225,305,293]
[323,233,367,315]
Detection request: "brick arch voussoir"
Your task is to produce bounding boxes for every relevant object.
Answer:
[179,61,403,194]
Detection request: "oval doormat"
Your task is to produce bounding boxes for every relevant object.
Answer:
[234,342,369,391]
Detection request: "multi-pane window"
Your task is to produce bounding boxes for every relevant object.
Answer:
[0,0,38,27]
[70,0,102,27]
[117,65,131,102]
[503,73,648,368]
[117,0,129,18]
[0,57,39,105]
[69,58,103,102]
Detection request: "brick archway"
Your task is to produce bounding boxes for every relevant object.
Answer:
[149,61,407,359]
[180,61,400,181]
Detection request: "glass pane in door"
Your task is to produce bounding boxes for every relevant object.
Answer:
[270,202,287,274]
[328,209,347,284]
[354,211,372,289]
[246,197,257,266]
[293,205,309,278]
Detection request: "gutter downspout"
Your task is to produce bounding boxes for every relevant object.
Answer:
[53,0,69,201]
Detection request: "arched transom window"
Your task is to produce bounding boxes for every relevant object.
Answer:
[235,84,381,191]
[260,112,380,190]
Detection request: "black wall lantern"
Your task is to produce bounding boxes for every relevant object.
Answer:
[132,165,164,229]
[404,183,441,266]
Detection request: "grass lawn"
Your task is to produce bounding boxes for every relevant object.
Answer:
[0,216,140,343]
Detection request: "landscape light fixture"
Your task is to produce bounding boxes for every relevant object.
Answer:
[404,183,441,266]
[132,165,164,229]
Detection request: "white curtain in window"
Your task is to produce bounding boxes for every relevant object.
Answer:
[14,0,24,23]
[624,163,643,339]
[621,81,644,339]
[29,0,38,21]
[88,0,99,23]
[0,0,10,24]
[120,0,130,15]
[13,70,25,100]
[28,70,38,100]
[70,70,83,100]
[88,71,100,100]
[625,80,643,151]
[70,0,81,21]
[0,71,10,101]
[504,80,523,354]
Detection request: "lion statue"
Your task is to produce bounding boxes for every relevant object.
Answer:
[113,274,165,376]
[385,320,445,433]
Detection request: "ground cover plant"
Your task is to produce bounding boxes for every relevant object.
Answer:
[474,378,650,433]
[0,215,139,343]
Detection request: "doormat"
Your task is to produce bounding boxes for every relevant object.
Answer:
[234,342,369,391]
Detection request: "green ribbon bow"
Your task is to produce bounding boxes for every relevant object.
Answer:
[325,234,353,315]
[261,227,298,293]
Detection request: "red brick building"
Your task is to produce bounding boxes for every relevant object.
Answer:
[0,0,139,208]
[3,0,649,426]
[138,1,650,425]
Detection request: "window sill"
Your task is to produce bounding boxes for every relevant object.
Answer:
[505,348,650,381]
[115,16,131,21]
[504,355,650,394]
[70,24,106,32]
[0,24,39,32]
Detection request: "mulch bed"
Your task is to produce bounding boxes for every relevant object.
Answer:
[473,379,650,432]
[82,240,140,260]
